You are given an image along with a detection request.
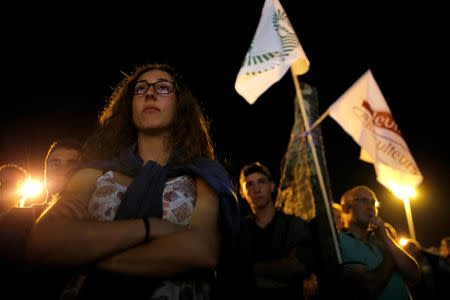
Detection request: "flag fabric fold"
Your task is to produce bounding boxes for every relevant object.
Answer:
[234,0,309,104]
[327,70,423,190]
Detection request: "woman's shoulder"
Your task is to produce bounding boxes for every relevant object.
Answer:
[108,170,133,187]
[62,169,106,201]
[66,168,103,190]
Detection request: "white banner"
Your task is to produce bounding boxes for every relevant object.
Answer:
[234,0,309,104]
[328,70,423,190]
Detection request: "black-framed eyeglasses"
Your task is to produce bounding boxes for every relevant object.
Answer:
[131,80,175,96]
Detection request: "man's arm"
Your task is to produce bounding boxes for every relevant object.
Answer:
[343,251,395,298]
[253,216,313,285]
[373,217,421,284]
[95,177,220,276]
[253,249,307,284]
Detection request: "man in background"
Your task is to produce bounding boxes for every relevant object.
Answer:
[339,185,420,299]
[239,161,315,299]
[0,163,28,214]
[43,138,82,203]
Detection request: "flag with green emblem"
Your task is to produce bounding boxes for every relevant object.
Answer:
[234,0,309,104]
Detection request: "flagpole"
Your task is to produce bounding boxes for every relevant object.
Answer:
[308,110,330,133]
[402,196,416,240]
[290,69,342,264]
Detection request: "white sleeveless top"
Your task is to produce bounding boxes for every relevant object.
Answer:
[88,170,196,225]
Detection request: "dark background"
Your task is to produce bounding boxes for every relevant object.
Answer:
[1,2,448,248]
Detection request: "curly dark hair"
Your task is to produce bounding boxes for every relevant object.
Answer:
[83,63,214,163]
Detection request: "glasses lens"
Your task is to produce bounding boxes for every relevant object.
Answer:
[353,197,376,206]
[132,81,175,95]
[154,81,174,95]
[133,82,149,95]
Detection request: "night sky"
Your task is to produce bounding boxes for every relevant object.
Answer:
[1,2,448,248]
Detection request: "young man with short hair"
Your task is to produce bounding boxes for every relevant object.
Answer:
[239,161,315,299]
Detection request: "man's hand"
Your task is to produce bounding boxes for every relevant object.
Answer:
[370,216,388,241]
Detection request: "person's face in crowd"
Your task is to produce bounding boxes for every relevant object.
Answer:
[241,172,275,211]
[346,188,378,227]
[45,148,81,194]
[333,204,343,231]
[441,239,450,258]
[0,168,26,212]
[132,70,177,135]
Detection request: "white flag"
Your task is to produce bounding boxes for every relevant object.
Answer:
[328,70,423,191]
[234,0,309,104]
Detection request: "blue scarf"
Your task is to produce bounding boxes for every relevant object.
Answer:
[78,146,254,299]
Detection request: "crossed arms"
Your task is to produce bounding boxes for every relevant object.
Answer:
[26,168,220,277]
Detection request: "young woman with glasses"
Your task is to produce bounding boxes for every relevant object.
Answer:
[26,63,253,299]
